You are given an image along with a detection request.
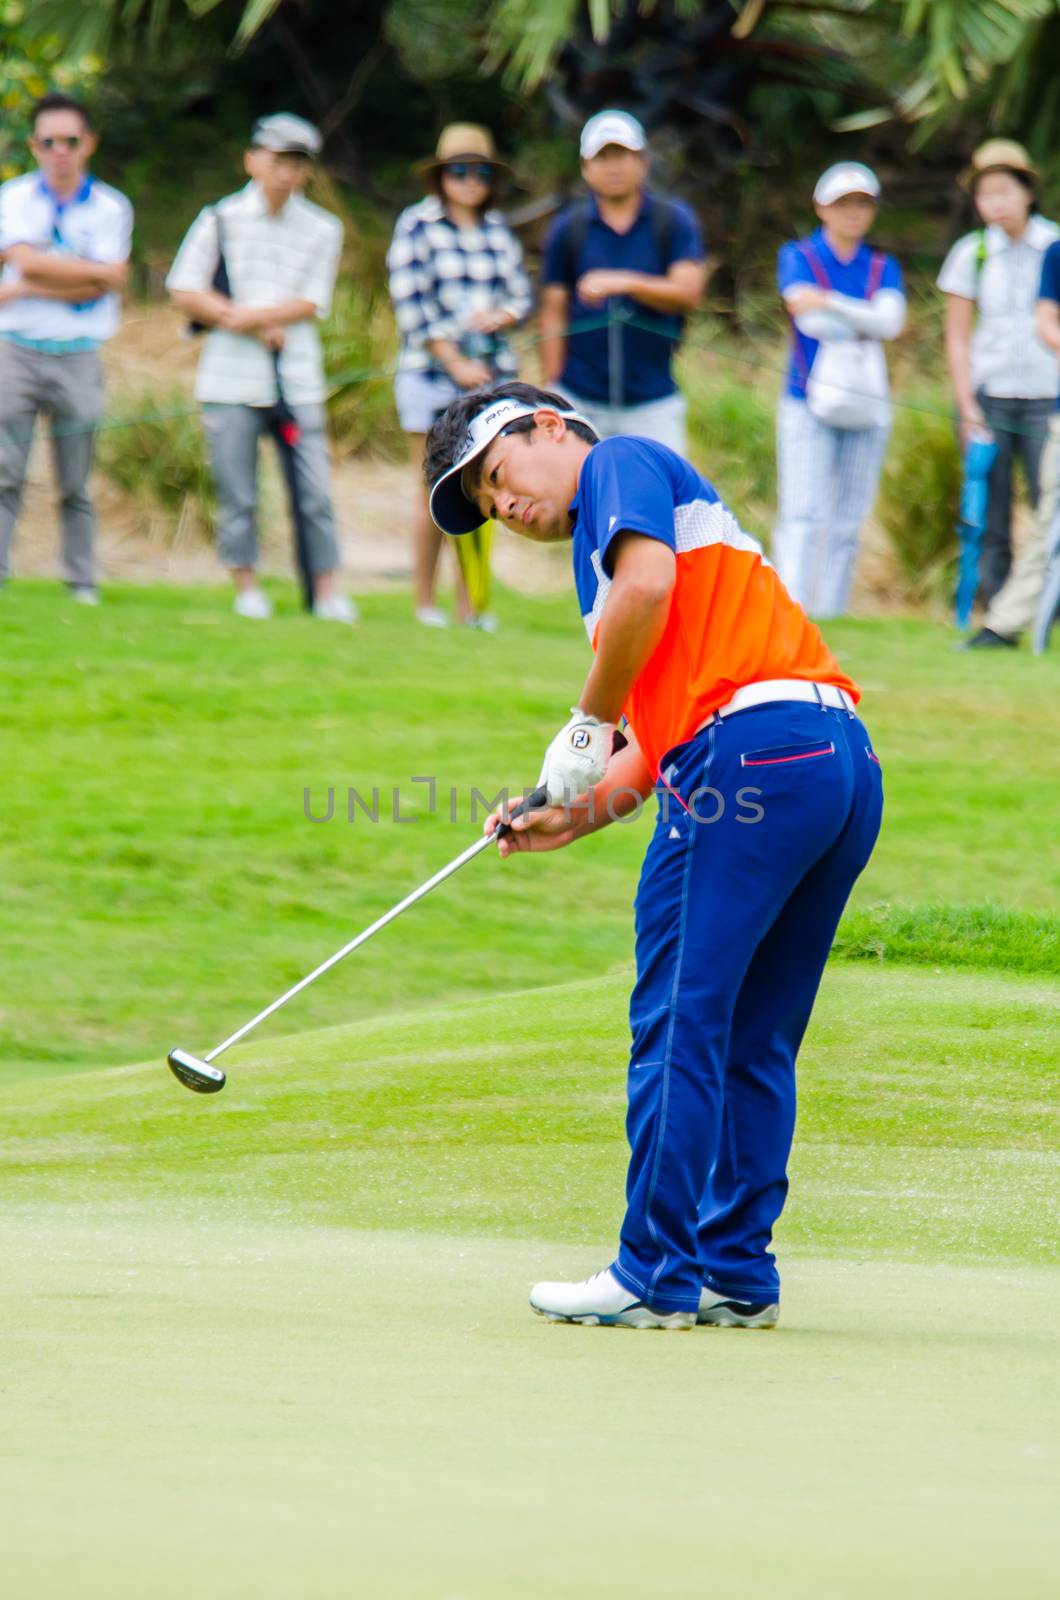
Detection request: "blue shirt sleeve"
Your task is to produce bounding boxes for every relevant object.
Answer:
[666,200,706,264]
[540,209,575,287]
[582,438,677,576]
[880,253,904,295]
[777,241,816,295]
[1040,240,1060,303]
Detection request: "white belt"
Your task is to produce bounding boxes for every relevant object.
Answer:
[698,679,855,733]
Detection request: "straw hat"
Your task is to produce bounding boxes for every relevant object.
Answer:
[414,124,511,180]
[959,138,1038,191]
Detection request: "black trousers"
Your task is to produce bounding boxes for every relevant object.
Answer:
[977,392,1055,602]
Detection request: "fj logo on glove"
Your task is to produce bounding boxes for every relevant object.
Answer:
[570,729,592,750]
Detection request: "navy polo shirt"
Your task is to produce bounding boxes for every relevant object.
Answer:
[540,192,705,406]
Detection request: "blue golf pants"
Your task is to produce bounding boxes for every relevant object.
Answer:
[610,699,883,1315]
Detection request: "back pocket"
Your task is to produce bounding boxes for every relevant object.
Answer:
[740,739,836,769]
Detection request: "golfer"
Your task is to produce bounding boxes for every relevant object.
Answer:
[427,382,883,1330]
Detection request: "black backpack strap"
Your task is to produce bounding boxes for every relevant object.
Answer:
[649,195,678,266]
[559,200,593,287]
[212,205,231,298]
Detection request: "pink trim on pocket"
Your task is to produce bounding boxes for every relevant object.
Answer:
[741,743,835,769]
[866,749,882,766]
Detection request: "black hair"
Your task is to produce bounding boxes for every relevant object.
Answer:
[423,381,599,490]
[31,93,94,134]
[972,166,1037,205]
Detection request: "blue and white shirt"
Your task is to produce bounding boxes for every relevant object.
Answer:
[0,172,132,344]
[387,195,533,378]
[778,227,904,401]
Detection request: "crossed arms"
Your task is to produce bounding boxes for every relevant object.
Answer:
[1,243,127,303]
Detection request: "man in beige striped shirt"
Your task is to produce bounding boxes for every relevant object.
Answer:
[167,113,355,622]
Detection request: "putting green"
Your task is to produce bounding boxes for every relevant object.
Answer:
[1,965,1057,1596]
[1,1221,1056,1599]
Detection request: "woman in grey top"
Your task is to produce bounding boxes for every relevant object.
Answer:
[938,139,1060,603]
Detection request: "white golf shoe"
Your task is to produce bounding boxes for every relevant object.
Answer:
[530,1268,695,1330]
[697,1288,779,1328]
[70,585,100,606]
[233,587,273,620]
[313,593,358,624]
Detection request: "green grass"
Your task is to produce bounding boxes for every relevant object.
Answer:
[0,583,1057,1076]
[0,967,1056,1597]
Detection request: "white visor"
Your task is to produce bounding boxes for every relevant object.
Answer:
[428,396,592,535]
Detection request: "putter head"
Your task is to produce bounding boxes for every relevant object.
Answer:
[167,1048,226,1095]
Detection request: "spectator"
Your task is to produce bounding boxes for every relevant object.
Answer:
[539,110,706,453]
[938,140,1059,605]
[167,113,355,622]
[0,93,132,605]
[964,238,1060,648]
[388,123,531,629]
[774,162,905,618]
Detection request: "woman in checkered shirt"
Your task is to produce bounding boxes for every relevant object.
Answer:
[388,124,532,629]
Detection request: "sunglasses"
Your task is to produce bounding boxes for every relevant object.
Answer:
[36,135,84,151]
[444,162,495,183]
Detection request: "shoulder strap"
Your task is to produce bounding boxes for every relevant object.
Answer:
[798,240,832,291]
[561,201,593,287]
[973,228,988,288]
[649,196,678,264]
[867,249,885,298]
[212,205,231,298]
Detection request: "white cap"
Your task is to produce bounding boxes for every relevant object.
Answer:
[580,110,647,162]
[813,162,880,207]
[251,112,322,157]
[428,395,592,536]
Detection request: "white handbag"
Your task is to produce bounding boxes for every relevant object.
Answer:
[798,244,892,430]
[807,336,892,430]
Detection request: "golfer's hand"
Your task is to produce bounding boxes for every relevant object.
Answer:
[485,799,578,858]
[259,324,286,352]
[449,355,493,389]
[538,709,614,807]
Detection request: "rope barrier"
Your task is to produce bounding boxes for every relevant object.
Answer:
[2,302,1057,447]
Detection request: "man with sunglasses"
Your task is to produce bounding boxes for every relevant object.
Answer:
[0,93,132,604]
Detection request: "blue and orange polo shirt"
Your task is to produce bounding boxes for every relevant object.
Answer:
[568,436,860,775]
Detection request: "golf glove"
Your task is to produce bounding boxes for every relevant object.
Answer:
[538,709,614,806]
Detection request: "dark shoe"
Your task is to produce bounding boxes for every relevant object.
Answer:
[958,627,1017,650]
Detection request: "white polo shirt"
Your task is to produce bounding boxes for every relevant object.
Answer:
[166,182,343,406]
[0,172,132,344]
[937,214,1060,398]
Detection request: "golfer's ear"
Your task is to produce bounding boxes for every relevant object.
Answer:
[535,408,564,438]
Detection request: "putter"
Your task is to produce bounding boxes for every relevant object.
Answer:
[167,786,549,1095]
